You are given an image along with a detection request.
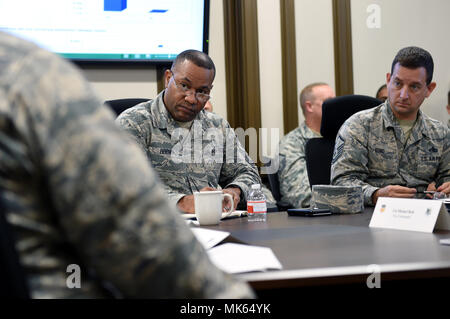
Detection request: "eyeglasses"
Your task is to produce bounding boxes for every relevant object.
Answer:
[170,70,211,103]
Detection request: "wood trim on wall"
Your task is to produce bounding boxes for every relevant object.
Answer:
[332,0,354,96]
[280,0,299,135]
[223,0,262,132]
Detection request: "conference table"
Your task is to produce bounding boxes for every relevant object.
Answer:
[204,208,450,293]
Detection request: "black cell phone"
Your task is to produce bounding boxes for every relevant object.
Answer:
[287,208,332,217]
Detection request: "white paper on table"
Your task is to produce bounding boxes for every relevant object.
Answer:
[191,228,230,250]
[181,210,247,220]
[207,243,283,274]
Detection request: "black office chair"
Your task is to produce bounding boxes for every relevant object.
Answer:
[0,193,30,298]
[104,98,150,116]
[262,158,293,211]
[267,170,281,203]
[305,95,382,187]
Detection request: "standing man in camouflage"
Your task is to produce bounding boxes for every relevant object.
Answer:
[331,46,450,206]
[0,31,253,298]
[278,83,335,208]
[117,50,261,213]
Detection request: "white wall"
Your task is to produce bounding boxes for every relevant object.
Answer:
[82,67,157,100]
[295,0,336,124]
[351,0,450,123]
[257,0,284,157]
[207,0,227,119]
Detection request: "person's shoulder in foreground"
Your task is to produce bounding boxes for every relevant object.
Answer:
[0,31,253,298]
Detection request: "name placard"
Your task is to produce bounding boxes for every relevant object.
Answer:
[369,197,450,233]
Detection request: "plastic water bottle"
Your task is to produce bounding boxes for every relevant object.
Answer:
[247,184,267,222]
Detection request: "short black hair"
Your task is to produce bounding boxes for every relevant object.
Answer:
[375,84,387,99]
[391,46,434,85]
[171,49,216,79]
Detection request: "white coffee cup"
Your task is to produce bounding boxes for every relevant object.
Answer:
[194,191,234,226]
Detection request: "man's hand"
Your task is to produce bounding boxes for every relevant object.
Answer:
[437,182,450,196]
[223,187,241,211]
[423,182,437,199]
[372,185,417,205]
[177,186,215,214]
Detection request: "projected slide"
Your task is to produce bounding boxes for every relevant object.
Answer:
[0,0,205,61]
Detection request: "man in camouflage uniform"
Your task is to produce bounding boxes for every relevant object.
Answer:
[0,31,253,298]
[278,83,335,208]
[331,46,450,206]
[117,50,261,213]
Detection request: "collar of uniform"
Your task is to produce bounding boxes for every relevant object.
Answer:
[381,100,397,129]
[302,121,322,138]
[150,90,171,130]
[382,100,430,138]
[196,108,209,125]
[151,90,204,134]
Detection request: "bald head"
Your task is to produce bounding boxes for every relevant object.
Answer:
[300,83,330,114]
[299,83,335,132]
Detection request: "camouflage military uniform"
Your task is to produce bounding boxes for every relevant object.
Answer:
[116,93,261,208]
[331,101,450,206]
[278,122,321,207]
[0,31,253,298]
[311,185,364,214]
